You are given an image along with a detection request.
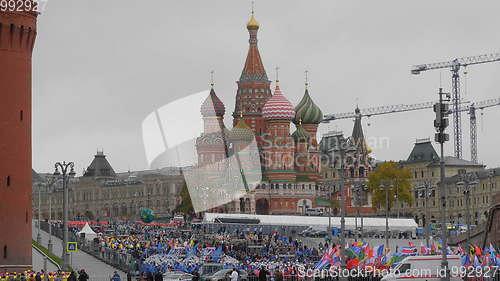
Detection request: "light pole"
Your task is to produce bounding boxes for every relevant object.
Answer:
[53,161,76,271]
[380,181,393,253]
[434,87,451,281]
[339,139,347,267]
[456,170,478,247]
[37,183,42,244]
[418,180,433,247]
[353,185,367,240]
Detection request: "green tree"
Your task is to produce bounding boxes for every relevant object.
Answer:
[175,182,194,215]
[367,161,412,211]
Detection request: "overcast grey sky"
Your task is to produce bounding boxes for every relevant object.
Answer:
[32,0,500,174]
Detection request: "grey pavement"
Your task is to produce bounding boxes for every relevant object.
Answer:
[32,222,125,281]
[32,247,59,273]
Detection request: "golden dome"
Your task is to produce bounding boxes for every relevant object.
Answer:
[246,15,260,29]
[367,146,373,154]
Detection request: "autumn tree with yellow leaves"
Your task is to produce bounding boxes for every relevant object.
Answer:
[367,161,412,211]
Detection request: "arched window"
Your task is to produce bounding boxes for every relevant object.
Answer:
[3,245,7,259]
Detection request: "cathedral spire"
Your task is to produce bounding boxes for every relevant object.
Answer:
[240,8,268,81]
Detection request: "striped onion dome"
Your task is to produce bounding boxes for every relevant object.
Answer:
[230,119,254,142]
[293,86,323,124]
[262,81,295,121]
[201,88,225,117]
[292,123,310,142]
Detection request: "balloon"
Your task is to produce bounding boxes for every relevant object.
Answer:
[140,208,155,223]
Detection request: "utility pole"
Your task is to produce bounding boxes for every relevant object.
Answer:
[457,169,478,247]
[380,181,393,253]
[434,87,451,281]
[419,180,432,248]
[339,138,346,267]
[54,161,76,271]
[37,183,42,244]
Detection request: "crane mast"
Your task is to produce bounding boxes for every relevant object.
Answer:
[411,52,500,159]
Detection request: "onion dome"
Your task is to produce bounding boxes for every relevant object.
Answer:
[230,119,254,142]
[200,88,225,117]
[262,82,295,121]
[292,123,310,142]
[293,86,323,124]
[247,14,260,29]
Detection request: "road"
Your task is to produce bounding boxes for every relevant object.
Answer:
[32,247,59,273]
[32,222,126,280]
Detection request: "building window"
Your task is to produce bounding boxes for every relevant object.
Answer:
[414,171,418,178]
[3,245,6,259]
[20,110,23,121]
[6,176,10,187]
[421,171,424,178]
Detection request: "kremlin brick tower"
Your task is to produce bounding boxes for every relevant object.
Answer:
[0,6,38,270]
[196,12,326,215]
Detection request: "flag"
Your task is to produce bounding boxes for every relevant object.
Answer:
[401,247,417,256]
[376,245,385,257]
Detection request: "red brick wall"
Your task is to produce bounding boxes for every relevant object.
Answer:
[0,10,37,271]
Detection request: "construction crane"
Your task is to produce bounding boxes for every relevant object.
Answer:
[323,97,500,163]
[450,98,500,163]
[411,52,500,159]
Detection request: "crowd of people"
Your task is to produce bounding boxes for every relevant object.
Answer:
[0,269,88,281]
[28,220,500,281]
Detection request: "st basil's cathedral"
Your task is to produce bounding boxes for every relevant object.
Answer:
[194,12,330,215]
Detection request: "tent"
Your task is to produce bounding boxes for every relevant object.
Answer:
[77,222,98,241]
[203,213,418,234]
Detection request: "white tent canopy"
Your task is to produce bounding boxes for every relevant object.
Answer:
[77,222,98,241]
[203,213,418,233]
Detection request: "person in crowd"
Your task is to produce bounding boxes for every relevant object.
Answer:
[68,271,77,281]
[126,271,133,281]
[230,268,239,281]
[78,269,89,281]
[111,271,121,281]
[191,272,200,281]
[153,271,163,281]
[258,266,268,281]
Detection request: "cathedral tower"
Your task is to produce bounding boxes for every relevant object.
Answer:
[293,82,323,180]
[0,6,38,270]
[261,81,296,182]
[233,12,272,136]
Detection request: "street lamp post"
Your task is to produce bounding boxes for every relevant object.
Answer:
[380,181,393,254]
[53,161,76,271]
[37,183,42,244]
[418,180,433,248]
[457,170,478,247]
[339,140,347,267]
[353,185,367,240]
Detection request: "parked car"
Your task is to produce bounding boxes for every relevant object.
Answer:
[163,271,193,281]
[305,208,324,216]
[204,269,248,281]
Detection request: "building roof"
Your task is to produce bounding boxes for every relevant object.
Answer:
[200,87,225,117]
[405,139,439,163]
[262,82,295,121]
[240,13,268,82]
[293,86,323,124]
[442,167,500,184]
[32,169,43,183]
[83,151,116,178]
[427,156,485,168]
[292,123,310,142]
[351,107,367,153]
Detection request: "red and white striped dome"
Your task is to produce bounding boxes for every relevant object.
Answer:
[262,82,295,121]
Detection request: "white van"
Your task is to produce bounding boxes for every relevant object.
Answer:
[381,255,462,281]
